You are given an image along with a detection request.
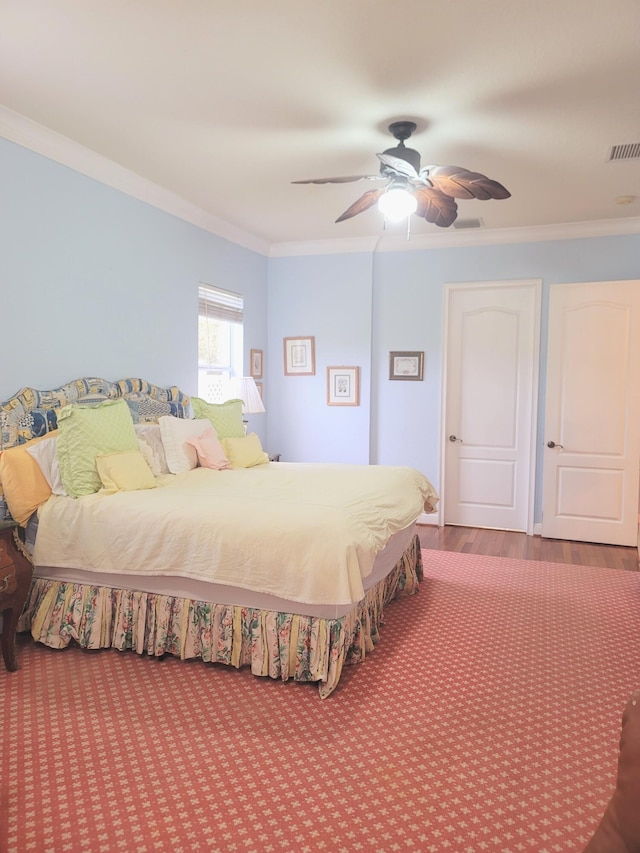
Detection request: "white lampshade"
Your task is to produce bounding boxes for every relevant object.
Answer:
[378,187,418,222]
[230,376,265,414]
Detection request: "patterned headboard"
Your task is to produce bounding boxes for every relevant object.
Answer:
[0,377,191,521]
[0,377,191,451]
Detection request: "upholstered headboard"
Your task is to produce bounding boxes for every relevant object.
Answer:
[0,377,191,450]
[0,377,191,522]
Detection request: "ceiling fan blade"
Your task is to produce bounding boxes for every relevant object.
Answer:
[292,175,382,184]
[413,187,458,227]
[335,188,385,223]
[377,152,419,179]
[422,165,511,201]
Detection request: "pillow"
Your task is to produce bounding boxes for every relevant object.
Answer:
[158,416,212,474]
[127,394,190,424]
[220,433,269,469]
[26,431,67,496]
[186,427,231,470]
[56,399,138,498]
[191,397,245,439]
[134,424,170,475]
[0,434,53,525]
[96,450,157,494]
[136,436,156,471]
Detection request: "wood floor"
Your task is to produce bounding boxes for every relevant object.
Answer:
[417,524,640,572]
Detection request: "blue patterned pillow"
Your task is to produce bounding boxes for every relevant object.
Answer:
[125,395,189,423]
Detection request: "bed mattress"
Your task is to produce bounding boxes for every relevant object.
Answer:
[29,522,417,619]
[30,464,434,607]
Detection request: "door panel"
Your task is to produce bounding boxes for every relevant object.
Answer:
[557,467,623,519]
[459,459,515,506]
[542,280,640,545]
[444,281,540,532]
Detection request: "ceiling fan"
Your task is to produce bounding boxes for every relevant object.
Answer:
[293,121,511,228]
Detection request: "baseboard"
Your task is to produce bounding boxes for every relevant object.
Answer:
[417,513,439,526]
[416,517,543,533]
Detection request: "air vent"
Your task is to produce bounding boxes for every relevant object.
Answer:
[608,143,640,161]
[453,217,483,229]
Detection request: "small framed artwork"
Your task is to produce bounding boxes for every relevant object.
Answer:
[255,381,263,398]
[327,366,360,406]
[284,336,315,376]
[250,348,263,379]
[389,351,425,381]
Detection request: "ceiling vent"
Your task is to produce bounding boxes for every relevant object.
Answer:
[608,143,640,161]
[453,217,483,229]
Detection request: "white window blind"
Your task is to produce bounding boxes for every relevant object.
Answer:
[198,284,243,325]
[198,284,244,402]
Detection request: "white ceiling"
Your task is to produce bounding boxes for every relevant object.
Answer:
[1,0,639,253]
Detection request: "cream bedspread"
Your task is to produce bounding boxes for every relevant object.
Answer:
[33,462,437,606]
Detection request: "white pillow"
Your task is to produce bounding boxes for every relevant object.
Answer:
[158,416,212,474]
[134,423,170,475]
[26,435,67,496]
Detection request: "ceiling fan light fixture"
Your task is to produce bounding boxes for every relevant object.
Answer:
[378,187,417,222]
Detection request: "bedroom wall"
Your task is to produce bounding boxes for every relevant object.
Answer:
[0,138,268,442]
[266,252,374,464]
[3,135,640,528]
[267,233,640,524]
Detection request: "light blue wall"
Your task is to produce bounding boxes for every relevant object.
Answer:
[267,253,373,463]
[268,236,640,522]
[0,138,268,441]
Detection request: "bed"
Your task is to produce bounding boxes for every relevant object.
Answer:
[0,377,438,697]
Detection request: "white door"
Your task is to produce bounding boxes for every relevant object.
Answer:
[443,281,541,532]
[542,280,640,546]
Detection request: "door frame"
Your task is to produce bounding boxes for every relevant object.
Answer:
[440,279,541,535]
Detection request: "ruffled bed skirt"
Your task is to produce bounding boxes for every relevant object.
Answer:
[20,535,423,698]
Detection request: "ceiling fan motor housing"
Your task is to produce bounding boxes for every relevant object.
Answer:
[381,144,421,173]
[381,120,421,174]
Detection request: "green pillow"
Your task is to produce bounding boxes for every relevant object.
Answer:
[57,399,138,497]
[191,397,245,439]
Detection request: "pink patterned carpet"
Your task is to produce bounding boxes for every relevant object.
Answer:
[2,550,639,852]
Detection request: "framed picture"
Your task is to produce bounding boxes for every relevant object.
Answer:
[327,366,360,406]
[389,351,425,381]
[284,336,315,376]
[250,348,263,379]
[255,381,263,398]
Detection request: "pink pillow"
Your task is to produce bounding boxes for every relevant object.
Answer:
[186,427,231,470]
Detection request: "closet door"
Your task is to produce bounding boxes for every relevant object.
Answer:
[443,281,540,532]
[542,280,640,546]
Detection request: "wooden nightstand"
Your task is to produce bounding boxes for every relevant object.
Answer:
[0,522,33,672]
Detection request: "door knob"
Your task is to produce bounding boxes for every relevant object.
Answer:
[546,440,564,449]
[449,435,462,443]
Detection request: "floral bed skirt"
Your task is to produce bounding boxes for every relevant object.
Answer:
[20,535,423,698]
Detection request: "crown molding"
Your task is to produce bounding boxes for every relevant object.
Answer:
[2,105,639,260]
[0,105,270,257]
[269,237,383,257]
[269,216,640,257]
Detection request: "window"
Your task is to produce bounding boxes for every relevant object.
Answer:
[198,284,243,402]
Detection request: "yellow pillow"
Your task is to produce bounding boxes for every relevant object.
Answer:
[96,450,157,494]
[220,433,269,469]
[0,434,54,525]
